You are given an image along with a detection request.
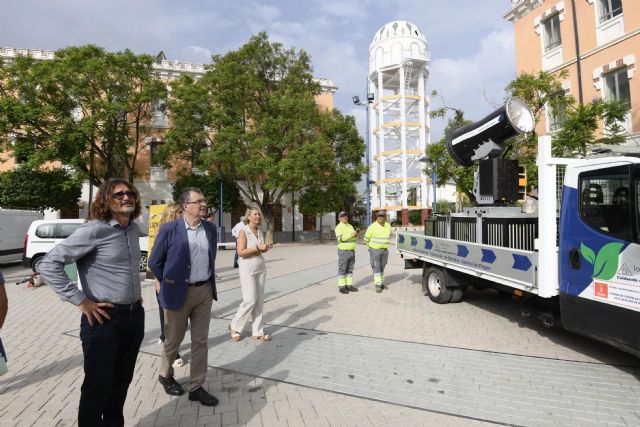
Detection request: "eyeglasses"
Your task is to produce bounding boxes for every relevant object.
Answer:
[112,191,137,200]
[186,199,207,205]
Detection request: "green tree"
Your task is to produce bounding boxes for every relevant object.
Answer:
[424,132,476,204]
[0,167,81,211]
[171,172,242,218]
[425,73,629,202]
[0,45,167,186]
[551,99,629,157]
[166,33,364,239]
[505,71,629,187]
[424,101,476,203]
[298,110,365,238]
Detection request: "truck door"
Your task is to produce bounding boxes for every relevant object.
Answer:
[559,164,640,355]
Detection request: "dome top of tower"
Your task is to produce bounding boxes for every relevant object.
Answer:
[371,21,426,46]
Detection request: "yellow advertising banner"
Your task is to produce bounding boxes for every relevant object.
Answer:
[147,204,167,271]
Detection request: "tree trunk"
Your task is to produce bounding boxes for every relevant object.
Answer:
[261,208,275,245]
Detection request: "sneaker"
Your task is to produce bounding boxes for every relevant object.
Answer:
[339,287,349,294]
[375,285,382,293]
[346,286,358,292]
[157,338,164,345]
[380,284,386,290]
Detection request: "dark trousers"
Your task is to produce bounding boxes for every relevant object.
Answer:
[233,247,239,267]
[78,304,144,427]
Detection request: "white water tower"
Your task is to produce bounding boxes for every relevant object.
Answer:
[368,21,430,223]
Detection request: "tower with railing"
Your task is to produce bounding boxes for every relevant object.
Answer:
[368,21,430,223]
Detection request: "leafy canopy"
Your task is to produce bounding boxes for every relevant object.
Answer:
[0,45,167,185]
[171,173,242,215]
[425,71,631,197]
[0,167,81,211]
[166,33,364,236]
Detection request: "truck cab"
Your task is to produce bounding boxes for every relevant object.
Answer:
[559,158,640,355]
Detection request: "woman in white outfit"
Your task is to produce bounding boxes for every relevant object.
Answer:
[229,207,273,341]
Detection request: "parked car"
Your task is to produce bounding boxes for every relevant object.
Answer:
[22,219,149,273]
[0,209,43,264]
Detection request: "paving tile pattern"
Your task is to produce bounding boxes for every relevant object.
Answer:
[1,241,639,426]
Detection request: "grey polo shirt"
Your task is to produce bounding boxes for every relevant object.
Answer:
[39,219,141,306]
[184,218,211,283]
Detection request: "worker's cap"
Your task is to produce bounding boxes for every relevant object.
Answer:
[338,211,347,217]
[376,210,387,217]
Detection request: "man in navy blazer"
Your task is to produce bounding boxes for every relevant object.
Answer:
[149,187,219,407]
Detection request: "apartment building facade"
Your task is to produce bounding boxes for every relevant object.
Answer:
[505,0,639,147]
[0,47,339,240]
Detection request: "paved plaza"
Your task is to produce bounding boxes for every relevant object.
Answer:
[1,239,640,426]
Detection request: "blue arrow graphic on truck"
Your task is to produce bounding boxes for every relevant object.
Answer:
[512,254,532,271]
[481,249,496,263]
[457,245,469,257]
[424,239,433,250]
[410,237,417,246]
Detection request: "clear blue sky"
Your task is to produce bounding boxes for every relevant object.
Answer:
[1,0,516,143]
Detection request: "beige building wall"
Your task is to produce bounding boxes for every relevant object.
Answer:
[505,0,640,140]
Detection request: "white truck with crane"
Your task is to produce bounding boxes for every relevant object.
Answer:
[397,98,640,357]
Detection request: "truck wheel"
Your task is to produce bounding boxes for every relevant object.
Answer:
[425,267,452,304]
[450,287,464,303]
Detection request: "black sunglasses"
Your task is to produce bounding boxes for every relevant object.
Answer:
[112,191,137,200]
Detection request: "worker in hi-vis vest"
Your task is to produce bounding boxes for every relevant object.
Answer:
[334,211,359,295]
[363,210,391,293]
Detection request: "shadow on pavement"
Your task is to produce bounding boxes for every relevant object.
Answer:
[0,354,84,391]
[137,297,333,425]
[460,286,640,367]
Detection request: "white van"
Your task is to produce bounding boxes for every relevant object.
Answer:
[22,219,149,273]
[0,209,43,264]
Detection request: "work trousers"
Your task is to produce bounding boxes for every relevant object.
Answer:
[368,247,389,285]
[160,284,213,392]
[78,304,145,427]
[337,249,355,286]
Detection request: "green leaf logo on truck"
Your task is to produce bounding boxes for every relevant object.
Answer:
[580,242,624,280]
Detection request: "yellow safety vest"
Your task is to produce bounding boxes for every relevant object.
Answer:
[335,222,357,250]
[364,222,391,249]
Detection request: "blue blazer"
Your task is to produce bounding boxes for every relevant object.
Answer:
[149,218,218,310]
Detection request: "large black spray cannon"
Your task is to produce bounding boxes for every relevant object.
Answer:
[444,97,535,205]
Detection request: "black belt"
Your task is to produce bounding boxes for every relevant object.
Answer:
[111,300,142,311]
[188,280,209,287]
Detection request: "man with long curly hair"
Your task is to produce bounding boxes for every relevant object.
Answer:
[40,178,144,426]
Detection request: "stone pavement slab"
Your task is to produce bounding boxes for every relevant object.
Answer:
[2,241,640,426]
[135,314,640,426]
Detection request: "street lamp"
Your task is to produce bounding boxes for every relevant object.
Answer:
[217,171,225,242]
[419,155,437,212]
[353,92,375,225]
